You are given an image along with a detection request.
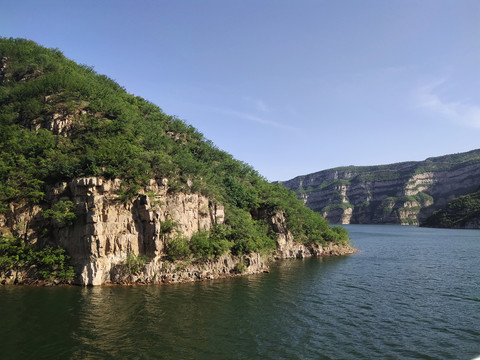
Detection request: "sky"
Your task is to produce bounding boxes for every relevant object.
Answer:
[1,0,479,181]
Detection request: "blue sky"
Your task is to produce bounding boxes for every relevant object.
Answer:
[2,0,479,181]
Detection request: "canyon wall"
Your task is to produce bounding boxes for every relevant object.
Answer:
[281,151,480,225]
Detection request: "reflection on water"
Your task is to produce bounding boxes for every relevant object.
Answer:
[1,225,479,359]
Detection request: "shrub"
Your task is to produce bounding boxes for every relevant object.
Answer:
[166,236,190,261]
[234,259,247,274]
[225,206,276,255]
[124,252,147,275]
[0,235,74,283]
[42,200,76,226]
[190,227,233,260]
[160,219,178,236]
[34,245,75,282]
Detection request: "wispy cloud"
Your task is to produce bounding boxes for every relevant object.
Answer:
[242,96,270,113]
[224,108,300,131]
[177,99,300,132]
[203,101,299,131]
[254,99,269,113]
[416,80,480,128]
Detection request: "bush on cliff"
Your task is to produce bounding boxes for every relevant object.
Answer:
[124,252,148,275]
[190,226,233,260]
[0,235,75,283]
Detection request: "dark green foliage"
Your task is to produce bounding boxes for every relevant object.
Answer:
[421,189,480,228]
[0,235,30,272]
[124,252,148,275]
[234,259,247,274]
[165,225,233,261]
[285,206,333,246]
[34,245,75,282]
[190,226,233,260]
[42,200,76,226]
[159,219,178,236]
[322,203,353,213]
[331,226,350,245]
[0,37,349,257]
[0,235,74,283]
[165,236,190,261]
[413,192,434,205]
[258,183,349,246]
[223,176,259,211]
[225,206,276,255]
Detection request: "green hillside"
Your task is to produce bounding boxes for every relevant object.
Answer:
[421,189,480,228]
[0,37,348,265]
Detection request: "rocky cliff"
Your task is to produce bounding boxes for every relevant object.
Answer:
[1,177,222,285]
[0,177,356,285]
[281,149,480,225]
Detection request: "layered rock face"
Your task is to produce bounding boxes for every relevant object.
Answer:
[63,178,227,285]
[281,150,480,225]
[2,178,226,285]
[1,177,356,285]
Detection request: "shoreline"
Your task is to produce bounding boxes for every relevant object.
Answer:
[1,244,358,287]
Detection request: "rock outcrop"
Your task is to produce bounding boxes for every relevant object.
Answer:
[281,149,480,225]
[1,177,225,285]
[0,177,356,286]
[268,211,357,259]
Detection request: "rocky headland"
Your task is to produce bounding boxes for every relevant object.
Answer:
[0,38,355,286]
[0,177,356,286]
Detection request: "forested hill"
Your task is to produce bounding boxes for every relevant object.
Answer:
[281,149,480,226]
[421,189,480,228]
[0,38,350,284]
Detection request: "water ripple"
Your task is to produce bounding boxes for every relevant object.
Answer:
[1,225,480,359]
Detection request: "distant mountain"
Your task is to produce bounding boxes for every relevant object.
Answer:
[280,149,480,227]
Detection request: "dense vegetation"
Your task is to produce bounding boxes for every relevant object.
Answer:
[421,189,480,228]
[0,234,74,283]
[0,37,349,263]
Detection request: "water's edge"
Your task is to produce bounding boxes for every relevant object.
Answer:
[1,243,358,287]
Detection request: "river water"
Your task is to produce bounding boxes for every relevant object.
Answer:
[1,225,479,359]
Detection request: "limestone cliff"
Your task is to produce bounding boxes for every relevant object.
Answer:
[0,177,356,286]
[1,177,227,285]
[281,149,480,225]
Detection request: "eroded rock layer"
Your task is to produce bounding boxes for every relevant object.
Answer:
[281,149,480,225]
